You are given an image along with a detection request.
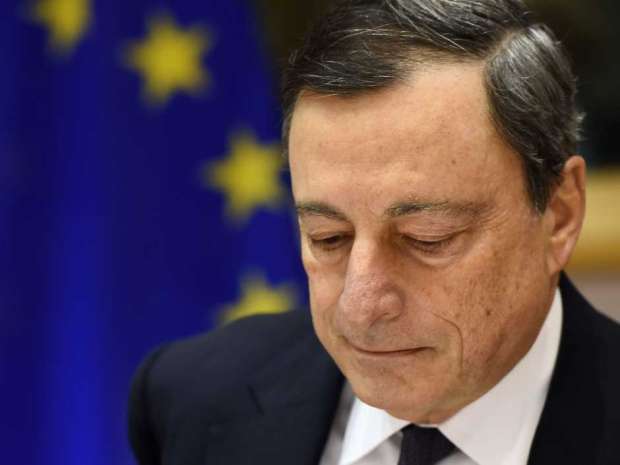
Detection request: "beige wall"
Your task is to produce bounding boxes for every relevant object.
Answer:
[566,170,620,323]
[571,273,620,323]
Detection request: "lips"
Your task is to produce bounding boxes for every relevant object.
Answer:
[348,342,427,357]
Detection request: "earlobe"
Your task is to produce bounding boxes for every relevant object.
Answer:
[545,155,587,274]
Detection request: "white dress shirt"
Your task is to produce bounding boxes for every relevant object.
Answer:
[319,289,563,465]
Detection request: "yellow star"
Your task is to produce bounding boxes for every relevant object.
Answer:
[220,274,295,324]
[125,14,210,105]
[31,0,91,56]
[203,132,285,224]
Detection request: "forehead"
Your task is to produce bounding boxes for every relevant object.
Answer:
[288,62,524,215]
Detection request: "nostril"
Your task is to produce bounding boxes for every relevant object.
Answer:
[378,291,404,319]
[338,279,404,328]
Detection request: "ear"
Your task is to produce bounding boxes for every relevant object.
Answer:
[544,155,587,274]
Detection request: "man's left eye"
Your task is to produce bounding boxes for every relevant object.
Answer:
[402,235,455,254]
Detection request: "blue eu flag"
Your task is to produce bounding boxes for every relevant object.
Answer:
[0,1,306,464]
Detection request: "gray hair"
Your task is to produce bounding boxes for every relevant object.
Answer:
[281,0,584,212]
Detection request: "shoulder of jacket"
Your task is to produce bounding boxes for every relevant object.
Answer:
[154,310,310,377]
[135,310,313,405]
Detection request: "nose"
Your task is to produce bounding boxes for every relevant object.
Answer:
[337,239,404,330]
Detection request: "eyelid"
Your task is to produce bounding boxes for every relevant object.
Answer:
[307,233,351,251]
[403,233,455,243]
[405,233,453,241]
[402,234,458,254]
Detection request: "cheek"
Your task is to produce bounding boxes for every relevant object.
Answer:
[303,242,345,309]
[305,261,344,336]
[444,230,548,378]
[428,269,508,389]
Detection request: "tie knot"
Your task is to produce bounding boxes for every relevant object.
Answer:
[398,424,455,465]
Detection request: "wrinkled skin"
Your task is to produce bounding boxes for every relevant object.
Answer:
[288,62,585,424]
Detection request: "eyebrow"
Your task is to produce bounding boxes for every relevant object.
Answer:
[295,198,488,221]
[385,199,488,219]
[296,202,349,221]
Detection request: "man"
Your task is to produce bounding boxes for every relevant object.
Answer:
[128,1,620,464]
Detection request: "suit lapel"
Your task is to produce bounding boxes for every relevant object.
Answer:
[204,318,344,465]
[527,275,607,464]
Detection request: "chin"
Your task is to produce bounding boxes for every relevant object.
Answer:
[347,368,459,423]
[359,390,435,423]
[350,376,424,417]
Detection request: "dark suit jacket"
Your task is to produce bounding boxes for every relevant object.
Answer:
[129,275,620,464]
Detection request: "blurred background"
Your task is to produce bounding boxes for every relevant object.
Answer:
[0,0,617,464]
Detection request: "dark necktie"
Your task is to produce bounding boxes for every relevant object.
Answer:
[397,424,455,465]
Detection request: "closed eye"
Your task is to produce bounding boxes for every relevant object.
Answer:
[402,235,456,254]
[309,234,349,251]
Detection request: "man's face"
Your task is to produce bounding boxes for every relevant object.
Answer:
[288,62,557,424]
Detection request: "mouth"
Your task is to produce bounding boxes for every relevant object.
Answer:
[348,343,428,358]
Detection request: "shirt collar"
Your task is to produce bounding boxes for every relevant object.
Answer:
[338,388,409,464]
[339,289,563,465]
